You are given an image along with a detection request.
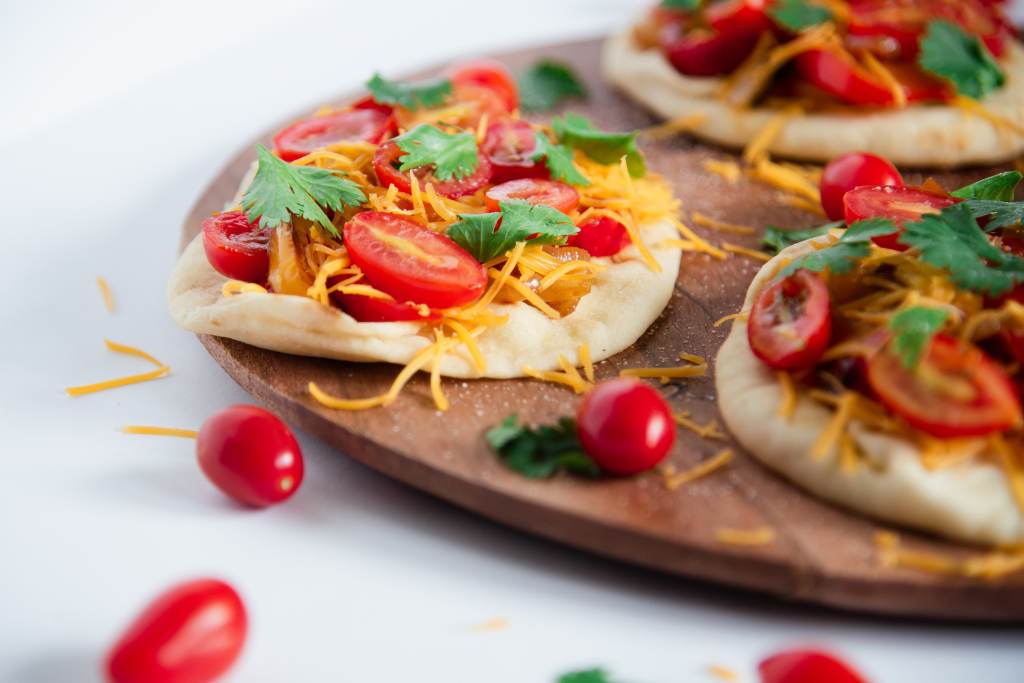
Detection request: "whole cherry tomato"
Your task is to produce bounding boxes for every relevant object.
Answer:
[819,152,903,222]
[484,178,580,213]
[196,405,304,507]
[759,648,868,683]
[748,269,832,371]
[201,211,270,283]
[567,216,631,257]
[105,578,247,683]
[576,378,675,475]
[448,59,518,113]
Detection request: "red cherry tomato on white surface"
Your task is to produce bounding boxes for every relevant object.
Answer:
[819,152,903,222]
[273,108,395,162]
[196,405,304,507]
[481,119,548,183]
[567,216,631,257]
[201,211,270,283]
[759,648,868,683]
[105,578,247,683]
[576,378,675,475]
[748,269,832,371]
[843,184,958,251]
[484,178,580,213]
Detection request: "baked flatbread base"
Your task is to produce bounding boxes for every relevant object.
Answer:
[715,237,1024,546]
[168,221,681,379]
[602,30,1024,168]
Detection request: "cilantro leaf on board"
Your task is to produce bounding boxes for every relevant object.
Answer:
[778,219,896,278]
[660,0,701,10]
[762,221,842,253]
[898,203,1024,296]
[552,113,646,178]
[486,415,600,479]
[394,125,479,181]
[962,199,1024,231]
[952,171,1022,202]
[364,73,451,110]
[447,200,578,262]
[918,20,1005,99]
[888,306,949,369]
[769,0,833,31]
[557,669,618,683]
[518,60,588,112]
[241,145,366,237]
[533,132,590,186]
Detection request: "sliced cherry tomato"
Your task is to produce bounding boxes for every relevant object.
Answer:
[1001,328,1024,364]
[201,211,270,283]
[105,578,247,683]
[484,178,580,213]
[331,290,439,323]
[343,211,486,308]
[567,216,631,257]
[664,29,760,76]
[759,648,867,683]
[576,378,675,476]
[448,59,518,113]
[481,120,548,183]
[848,0,1010,59]
[843,184,958,250]
[706,0,773,38]
[273,108,394,162]
[867,335,1022,438]
[748,269,832,371]
[373,140,493,199]
[794,49,950,107]
[820,152,904,221]
[351,94,395,115]
[196,405,304,508]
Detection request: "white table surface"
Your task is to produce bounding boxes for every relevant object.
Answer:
[2,1,1022,681]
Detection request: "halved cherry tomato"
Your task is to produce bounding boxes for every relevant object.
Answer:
[343,211,486,308]
[759,648,867,683]
[843,184,958,250]
[748,269,832,371]
[197,405,304,508]
[448,59,518,113]
[106,578,247,683]
[484,178,580,213]
[664,29,760,76]
[867,335,1022,438]
[706,0,773,39]
[576,378,675,476]
[848,0,1011,59]
[373,140,493,199]
[794,50,951,107]
[820,152,904,221]
[567,216,631,257]
[273,108,395,162]
[201,211,270,283]
[331,290,440,323]
[481,120,548,183]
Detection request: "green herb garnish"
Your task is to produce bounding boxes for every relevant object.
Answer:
[762,221,842,253]
[918,20,1005,99]
[888,306,949,369]
[778,218,896,278]
[952,171,1022,202]
[394,124,479,181]
[486,415,599,479]
[660,0,701,10]
[365,73,451,110]
[518,60,588,112]
[533,132,590,186]
[447,200,578,263]
[557,669,620,683]
[551,113,646,178]
[769,0,833,31]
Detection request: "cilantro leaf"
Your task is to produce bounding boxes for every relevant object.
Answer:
[518,60,588,112]
[447,200,578,262]
[533,132,590,186]
[365,73,451,110]
[769,0,833,31]
[395,125,479,181]
[241,145,366,237]
[762,221,842,253]
[898,203,1024,296]
[778,219,896,278]
[660,0,701,9]
[552,113,646,178]
[558,669,617,683]
[952,171,1022,202]
[962,199,1024,231]
[918,20,1005,99]
[486,415,599,479]
[888,306,949,369]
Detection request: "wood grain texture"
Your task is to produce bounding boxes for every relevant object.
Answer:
[182,38,1024,621]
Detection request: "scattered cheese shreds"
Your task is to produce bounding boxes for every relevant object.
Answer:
[707,664,740,682]
[692,212,755,235]
[702,159,742,184]
[641,112,708,140]
[810,392,857,460]
[953,96,1024,138]
[714,311,748,328]
[722,242,772,262]
[875,531,1024,581]
[222,280,268,297]
[715,526,777,547]
[674,412,727,440]
[579,343,595,383]
[743,106,802,165]
[659,449,733,490]
[65,340,170,397]
[861,51,907,108]
[620,364,707,381]
[469,617,510,633]
[776,371,797,420]
[96,276,115,313]
[121,426,198,439]
[104,339,165,368]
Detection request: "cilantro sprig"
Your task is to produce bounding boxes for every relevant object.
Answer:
[552,113,646,178]
[533,132,590,186]
[918,20,1005,99]
[241,145,366,237]
[660,0,701,9]
[518,60,588,112]
[558,669,621,683]
[888,306,949,369]
[394,124,479,181]
[486,415,599,479]
[762,221,842,253]
[769,0,833,31]
[952,171,1022,202]
[778,219,896,278]
[447,200,578,262]
[365,73,451,110]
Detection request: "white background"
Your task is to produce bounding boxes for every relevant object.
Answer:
[2,1,1023,681]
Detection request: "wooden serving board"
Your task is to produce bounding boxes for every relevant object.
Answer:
[182,37,1024,621]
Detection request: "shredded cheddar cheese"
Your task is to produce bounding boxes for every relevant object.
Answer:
[222,280,268,297]
[707,664,740,682]
[876,531,1024,581]
[641,112,708,140]
[469,617,510,633]
[66,340,170,397]
[715,526,777,546]
[96,276,115,313]
[703,158,742,184]
[691,212,755,235]
[714,312,748,328]
[579,343,595,383]
[659,448,733,490]
[953,96,1024,138]
[743,106,803,165]
[861,51,907,108]
[776,371,797,420]
[722,242,772,262]
[121,426,198,439]
[810,392,857,460]
[674,412,728,440]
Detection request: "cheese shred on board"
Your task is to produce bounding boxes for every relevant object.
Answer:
[658,448,733,490]
[715,526,777,547]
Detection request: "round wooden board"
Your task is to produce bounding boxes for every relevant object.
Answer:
[182,37,1024,621]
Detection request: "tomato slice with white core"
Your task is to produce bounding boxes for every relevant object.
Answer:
[664,29,760,77]
[794,49,951,107]
[706,0,772,38]
[567,216,631,257]
[373,140,493,199]
[848,0,1010,59]
[447,59,518,113]
[759,648,868,683]
[819,152,903,222]
[343,211,486,308]
[867,335,1021,438]
[484,178,580,213]
[273,108,395,162]
[748,269,833,371]
[481,119,548,183]
[105,578,247,683]
[331,290,440,323]
[196,405,304,508]
[843,184,958,250]
[201,211,270,283]
[576,378,675,476]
